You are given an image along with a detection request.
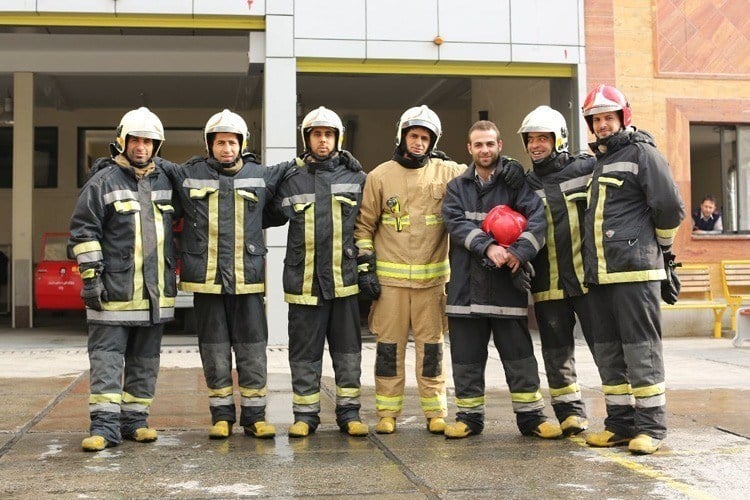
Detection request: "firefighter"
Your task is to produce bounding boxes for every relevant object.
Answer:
[69,107,176,451]
[581,84,685,454]
[441,119,559,439]
[517,105,597,436]
[267,106,369,438]
[162,109,289,440]
[355,106,526,435]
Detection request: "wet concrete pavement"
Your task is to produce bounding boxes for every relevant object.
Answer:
[0,326,749,499]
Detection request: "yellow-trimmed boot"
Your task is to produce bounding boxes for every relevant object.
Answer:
[375,417,396,434]
[209,420,231,439]
[244,421,276,439]
[560,416,589,436]
[628,434,663,455]
[81,435,107,452]
[427,417,446,434]
[585,429,632,447]
[288,421,310,438]
[444,421,474,439]
[531,421,563,439]
[345,421,369,437]
[132,428,158,443]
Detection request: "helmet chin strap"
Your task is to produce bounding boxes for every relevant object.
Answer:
[532,149,557,165]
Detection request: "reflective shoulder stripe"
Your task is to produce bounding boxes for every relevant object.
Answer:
[103,189,137,205]
[331,183,362,194]
[150,189,172,200]
[183,178,220,189]
[602,161,639,175]
[282,193,316,207]
[234,177,266,189]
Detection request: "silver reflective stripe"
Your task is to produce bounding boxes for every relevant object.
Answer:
[282,193,316,206]
[463,211,486,221]
[635,393,666,408]
[89,402,120,413]
[656,235,674,247]
[464,228,484,250]
[446,305,472,315]
[293,402,321,413]
[183,178,220,189]
[234,178,266,188]
[512,400,545,412]
[209,396,234,407]
[551,392,582,404]
[560,174,592,192]
[604,394,635,406]
[336,396,361,407]
[160,307,175,320]
[446,304,528,316]
[331,183,362,193]
[121,402,149,413]
[535,189,546,198]
[151,189,172,200]
[103,189,138,204]
[519,231,542,251]
[77,251,103,264]
[86,309,151,322]
[241,396,267,407]
[602,161,639,175]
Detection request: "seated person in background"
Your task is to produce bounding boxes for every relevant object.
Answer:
[692,195,722,234]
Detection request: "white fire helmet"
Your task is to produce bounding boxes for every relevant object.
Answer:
[395,105,442,152]
[517,105,569,154]
[300,106,344,151]
[204,109,249,155]
[114,107,165,158]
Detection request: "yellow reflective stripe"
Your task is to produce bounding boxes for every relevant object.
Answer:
[239,386,267,398]
[284,293,319,305]
[180,281,222,293]
[334,195,356,206]
[424,214,443,226]
[420,394,446,411]
[122,392,153,406]
[189,187,217,198]
[114,200,141,212]
[332,197,344,292]
[234,189,246,290]
[336,387,361,398]
[89,393,122,404]
[153,200,167,308]
[565,192,587,201]
[73,241,101,255]
[236,189,258,202]
[566,197,586,288]
[208,386,234,398]
[598,176,624,187]
[655,227,679,238]
[81,268,96,279]
[532,289,565,302]
[235,283,265,294]
[455,396,485,408]
[102,298,150,310]
[380,214,411,227]
[293,393,320,405]
[510,390,542,403]
[597,269,666,284]
[543,203,564,301]
[602,383,632,395]
[632,382,665,398]
[133,212,145,308]
[356,239,373,250]
[375,394,404,410]
[549,383,580,397]
[294,202,313,212]
[206,190,220,288]
[302,204,316,297]
[376,259,450,279]
[155,203,174,212]
[335,283,359,298]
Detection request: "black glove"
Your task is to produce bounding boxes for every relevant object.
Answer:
[430,150,452,161]
[511,261,535,293]
[81,274,108,311]
[339,150,363,172]
[660,251,681,305]
[357,253,381,300]
[500,157,525,190]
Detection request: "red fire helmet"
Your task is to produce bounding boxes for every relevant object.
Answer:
[481,205,527,248]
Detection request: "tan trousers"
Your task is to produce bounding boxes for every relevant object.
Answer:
[370,284,447,419]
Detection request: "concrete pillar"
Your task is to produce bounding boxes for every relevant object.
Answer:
[263,1,296,345]
[11,72,33,328]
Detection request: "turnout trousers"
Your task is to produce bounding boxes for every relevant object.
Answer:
[370,284,447,419]
[194,293,269,427]
[288,295,363,431]
[534,295,595,422]
[448,316,547,435]
[87,323,163,445]
[587,281,667,440]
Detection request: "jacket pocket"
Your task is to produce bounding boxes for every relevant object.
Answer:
[103,259,134,302]
[237,189,259,212]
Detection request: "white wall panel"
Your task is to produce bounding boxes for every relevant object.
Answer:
[194,0,265,16]
[35,0,114,13]
[439,42,511,63]
[249,31,266,64]
[438,0,510,44]
[510,0,580,46]
[367,41,438,61]
[295,39,366,59]
[0,0,35,11]
[512,44,579,64]
[295,0,365,40]
[266,15,294,57]
[367,0,437,42]
[266,0,292,15]
[263,57,296,148]
[115,0,192,15]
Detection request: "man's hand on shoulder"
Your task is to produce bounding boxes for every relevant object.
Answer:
[500,157,526,190]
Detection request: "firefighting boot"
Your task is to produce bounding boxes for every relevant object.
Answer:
[585,429,632,447]
[344,421,369,437]
[131,428,158,443]
[209,420,231,439]
[560,416,589,436]
[81,435,108,452]
[375,417,396,434]
[427,417,446,434]
[530,421,563,439]
[444,421,474,439]
[288,421,311,438]
[628,434,663,455]
[244,421,276,439]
